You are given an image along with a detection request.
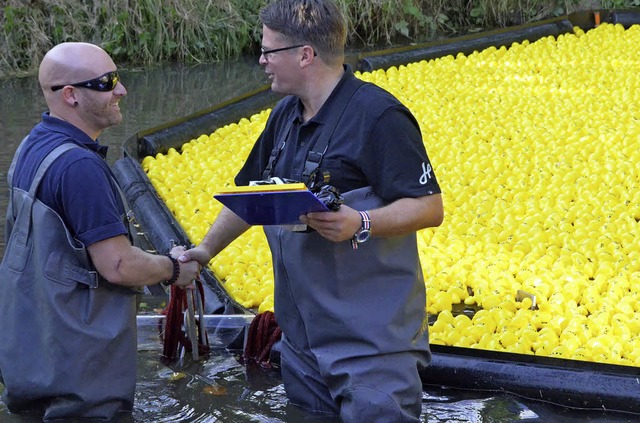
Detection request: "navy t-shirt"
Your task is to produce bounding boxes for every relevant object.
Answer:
[11,113,128,247]
[236,65,440,203]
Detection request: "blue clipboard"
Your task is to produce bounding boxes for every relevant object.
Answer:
[214,188,329,226]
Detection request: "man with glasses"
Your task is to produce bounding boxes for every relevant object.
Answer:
[0,42,199,421]
[181,0,444,422]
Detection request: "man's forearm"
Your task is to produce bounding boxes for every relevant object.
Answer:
[368,194,444,238]
[200,206,251,260]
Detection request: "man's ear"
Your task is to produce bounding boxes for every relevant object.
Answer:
[300,45,316,67]
[61,86,79,107]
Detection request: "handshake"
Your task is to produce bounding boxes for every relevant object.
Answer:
[166,244,210,288]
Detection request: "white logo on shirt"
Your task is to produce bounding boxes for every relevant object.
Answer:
[419,162,432,185]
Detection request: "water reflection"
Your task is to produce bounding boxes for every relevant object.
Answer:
[135,347,541,423]
[1,345,634,423]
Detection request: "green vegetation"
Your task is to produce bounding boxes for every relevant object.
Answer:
[0,0,636,78]
[1,0,262,77]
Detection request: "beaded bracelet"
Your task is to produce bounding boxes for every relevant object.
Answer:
[163,253,180,286]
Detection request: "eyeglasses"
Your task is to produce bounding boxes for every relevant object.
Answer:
[260,44,316,59]
[260,44,305,58]
[51,71,120,92]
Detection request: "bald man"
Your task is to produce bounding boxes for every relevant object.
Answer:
[0,42,199,421]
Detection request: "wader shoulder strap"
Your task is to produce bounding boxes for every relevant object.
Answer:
[301,78,366,182]
[99,161,139,245]
[8,143,81,263]
[11,138,136,241]
[261,78,366,182]
[261,119,293,180]
[8,142,139,293]
[28,143,79,197]
[7,137,79,196]
[7,136,29,189]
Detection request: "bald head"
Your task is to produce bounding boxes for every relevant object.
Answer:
[38,42,126,140]
[39,42,116,94]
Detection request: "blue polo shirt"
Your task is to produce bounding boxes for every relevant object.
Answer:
[11,113,128,247]
[236,65,440,203]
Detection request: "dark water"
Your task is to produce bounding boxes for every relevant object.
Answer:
[1,59,638,422]
[2,316,633,423]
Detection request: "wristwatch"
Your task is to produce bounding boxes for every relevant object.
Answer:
[351,210,371,250]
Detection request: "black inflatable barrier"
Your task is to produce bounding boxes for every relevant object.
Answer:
[607,8,640,26]
[111,9,640,415]
[357,16,574,72]
[112,156,244,314]
[113,156,189,251]
[424,345,640,415]
[127,85,280,159]
[356,10,640,73]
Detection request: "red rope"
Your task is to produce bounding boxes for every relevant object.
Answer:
[160,282,210,362]
[243,311,281,369]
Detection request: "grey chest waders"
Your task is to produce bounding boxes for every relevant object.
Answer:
[0,140,138,421]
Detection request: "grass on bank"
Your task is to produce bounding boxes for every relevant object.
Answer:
[0,0,635,78]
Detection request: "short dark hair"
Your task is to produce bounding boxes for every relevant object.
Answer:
[260,0,346,64]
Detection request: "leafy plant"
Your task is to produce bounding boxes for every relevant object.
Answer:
[2,0,640,79]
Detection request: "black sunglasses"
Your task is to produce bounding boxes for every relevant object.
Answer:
[51,71,120,92]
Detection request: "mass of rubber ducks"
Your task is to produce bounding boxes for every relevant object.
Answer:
[143,23,640,366]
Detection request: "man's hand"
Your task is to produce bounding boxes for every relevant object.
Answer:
[301,205,361,242]
[179,244,213,268]
[300,193,444,243]
[170,245,200,288]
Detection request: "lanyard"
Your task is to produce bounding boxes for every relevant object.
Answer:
[261,78,365,183]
